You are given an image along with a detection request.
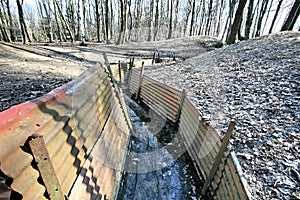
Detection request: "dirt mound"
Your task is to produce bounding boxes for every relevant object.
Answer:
[145,31,300,199]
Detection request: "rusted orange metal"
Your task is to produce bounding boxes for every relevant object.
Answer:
[0,65,130,199]
[28,135,64,200]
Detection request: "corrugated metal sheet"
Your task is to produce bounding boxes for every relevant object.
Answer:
[128,68,182,123]
[126,67,251,199]
[0,65,130,199]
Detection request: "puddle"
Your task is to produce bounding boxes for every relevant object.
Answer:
[117,95,201,200]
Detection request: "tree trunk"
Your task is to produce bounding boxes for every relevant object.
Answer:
[215,0,225,37]
[153,0,160,40]
[105,0,109,42]
[224,0,236,41]
[198,0,205,35]
[116,0,126,44]
[269,0,283,34]
[281,0,300,31]
[245,0,254,39]
[43,1,53,42]
[255,0,269,37]
[226,0,247,44]
[77,0,81,40]
[183,0,192,36]
[205,0,213,35]
[54,0,74,42]
[53,1,64,41]
[189,0,196,36]
[16,0,31,44]
[95,0,101,42]
[167,0,173,39]
[5,0,15,41]
[0,1,10,42]
[128,0,133,41]
[147,0,154,41]
[110,0,114,39]
[173,0,179,38]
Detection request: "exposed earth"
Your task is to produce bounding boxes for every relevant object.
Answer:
[0,31,299,199]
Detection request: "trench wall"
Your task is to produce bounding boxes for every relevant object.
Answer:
[127,66,251,199]
[0,66,130,199]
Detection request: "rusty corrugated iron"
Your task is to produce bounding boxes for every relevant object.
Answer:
[0,65,130,199]
[126,66,251,199]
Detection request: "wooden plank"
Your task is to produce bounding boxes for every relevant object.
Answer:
[201,121,236,196]
[29,135,64,200]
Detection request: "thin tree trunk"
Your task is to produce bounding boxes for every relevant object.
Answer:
[269,0,283,34]
[128,0,133,41]
[172,0,179,37]
[16,0,31,44]
[77,0,81,40]
[54,0,74,42]
[82,0,87,42]
[183,0,192,36]
[153,0,160,40]
[205,0,213,35]
[53,0,63,41]
[95,0,101,42]
[224,0,236,41]
[0,10,10,42]
[110,0,114,39]
[43,1,53,42]
[105,0,109,42]
[147,0,154,41]
[116,0,126,44]
[167,0,173,39]
[215,0,224,37]
[5,0,15,41]
[189,0,196,36]
[255,0,269,37]
[226,0,247,44]
[198,0,205,35]
[261,0,274,34]
[281,0,300,31]
[245,0,254,39]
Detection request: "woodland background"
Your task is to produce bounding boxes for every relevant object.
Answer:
[0,0,299,45]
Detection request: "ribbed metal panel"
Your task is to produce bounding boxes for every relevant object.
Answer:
[126,67,250,199]
[0,65,130,199]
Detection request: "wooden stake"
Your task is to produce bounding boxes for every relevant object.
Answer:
[135,62,145,100]
[201,121,236,196]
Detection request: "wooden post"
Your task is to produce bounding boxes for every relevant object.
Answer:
[152,52,156,65]
[135,61,145,100]
[173,53,176,61]
[175,89,186,126]
[118,89,133,132]
[103,52,119,93]
[29,135,65,200]
[201,121,236,196]
[118,60,122,83]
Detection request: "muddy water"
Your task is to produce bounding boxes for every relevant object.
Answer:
[117,96,201,200]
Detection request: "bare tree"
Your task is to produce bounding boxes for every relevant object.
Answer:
[227,0,247,44]
[153,0,160,40]
[245,0,254,39]
[281,0,300,31]
[95,0,101,42]
[189,0,196,36]
[4,0,15,41]
[116,0,127,44]
[255,0,269,37]
[269,0,283,34]
[147,0,154,41]
[167,0,173,39]
[16,0,31,44]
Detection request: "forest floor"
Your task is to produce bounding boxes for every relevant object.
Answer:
[0,31,299,199]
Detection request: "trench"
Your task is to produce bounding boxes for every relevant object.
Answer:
[117,95,202,200]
